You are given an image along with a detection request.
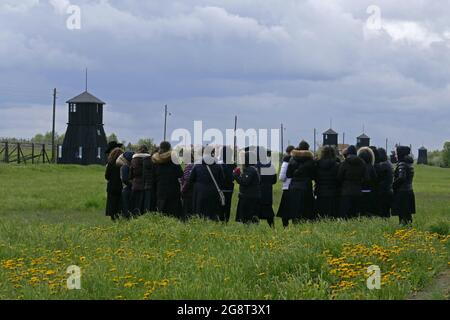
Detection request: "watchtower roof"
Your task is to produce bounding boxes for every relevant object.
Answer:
[66,91,105,104]
[323,128,338,135]
[357,133,370,139]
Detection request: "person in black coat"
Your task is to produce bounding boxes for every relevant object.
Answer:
[375,148,393,218]
[188,151,225,221]
[337,145,366,219]
[314,145,340,219]
[105,147,123,221]
[284,140,316,225]
[234,150,261,224]
[256,147,277,228]
[357,147,378,217]
[130,145,153,216]
[152,142,184,219]
[116,151,134,219]
[392,146,416,225]
[219,146,236,223]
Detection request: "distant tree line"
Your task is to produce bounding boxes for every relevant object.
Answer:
[107,133,157,153]
[0,132,65,145]
[428,142,450,168]
[1,133,156,153]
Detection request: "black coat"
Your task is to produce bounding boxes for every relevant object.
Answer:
[105,162,122,194]
[256,164,277,220]
[314,158,339,197]
[221,163,236,192]
[105,161,122,218]
[234,166,261,199]
[392,156,416,217]
[287,150,315,191]
[337,155,366,196]
[285,150,316,220]
[234,166,261,223]
[257,164,277,205]
[189,161,225,221]
[152,151,183,217]
[376,161,394,194]
[393,156,414,192]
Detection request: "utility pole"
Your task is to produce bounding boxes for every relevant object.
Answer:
[343,132,345,145]
[280,123,284,154]
[163,105,168,141]
[51,88,57,163]
[386,138,388,151]
[233,116,238,164]
[313,128,317,156]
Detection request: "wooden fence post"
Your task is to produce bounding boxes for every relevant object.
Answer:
[17,143,21,164]
[4,142,8,163]
[32,143,35,164]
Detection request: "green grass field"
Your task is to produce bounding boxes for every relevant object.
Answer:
[0,164,449,300]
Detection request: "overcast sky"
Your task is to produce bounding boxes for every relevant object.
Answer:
[1,0,449,152]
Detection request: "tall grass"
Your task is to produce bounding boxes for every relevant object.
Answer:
[0,164,448,300]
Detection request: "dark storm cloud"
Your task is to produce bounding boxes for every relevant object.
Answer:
[0,0,449,151]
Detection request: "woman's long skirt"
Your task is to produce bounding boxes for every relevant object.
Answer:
[339,195,362,219]
[121,188,132,218]
[132,190,152,216]
[236,196,260,224]
[106,192,121,220]
[360,191,378,217]
[377,192,393,218]
[315,195,338,219]
[284,188,315,221]
[276,190,290,218]
[192,184,222,221]
[182,191,194,218]
[222,191,234,223]
[392,190,416,224]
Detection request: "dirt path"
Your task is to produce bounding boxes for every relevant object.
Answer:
[408,269,450,300]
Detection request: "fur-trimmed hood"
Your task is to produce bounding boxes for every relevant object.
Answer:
[133,153,150,159]
[116,154,128,167]
[291,149,314,160]
[357,147,375,165]
[152,151,177,164]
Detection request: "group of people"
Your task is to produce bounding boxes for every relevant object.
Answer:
[277,142,416,227]
[105,139,416,227]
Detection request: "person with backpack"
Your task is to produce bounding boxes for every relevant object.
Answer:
[392,146,416,225]
[234,150,261,224]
